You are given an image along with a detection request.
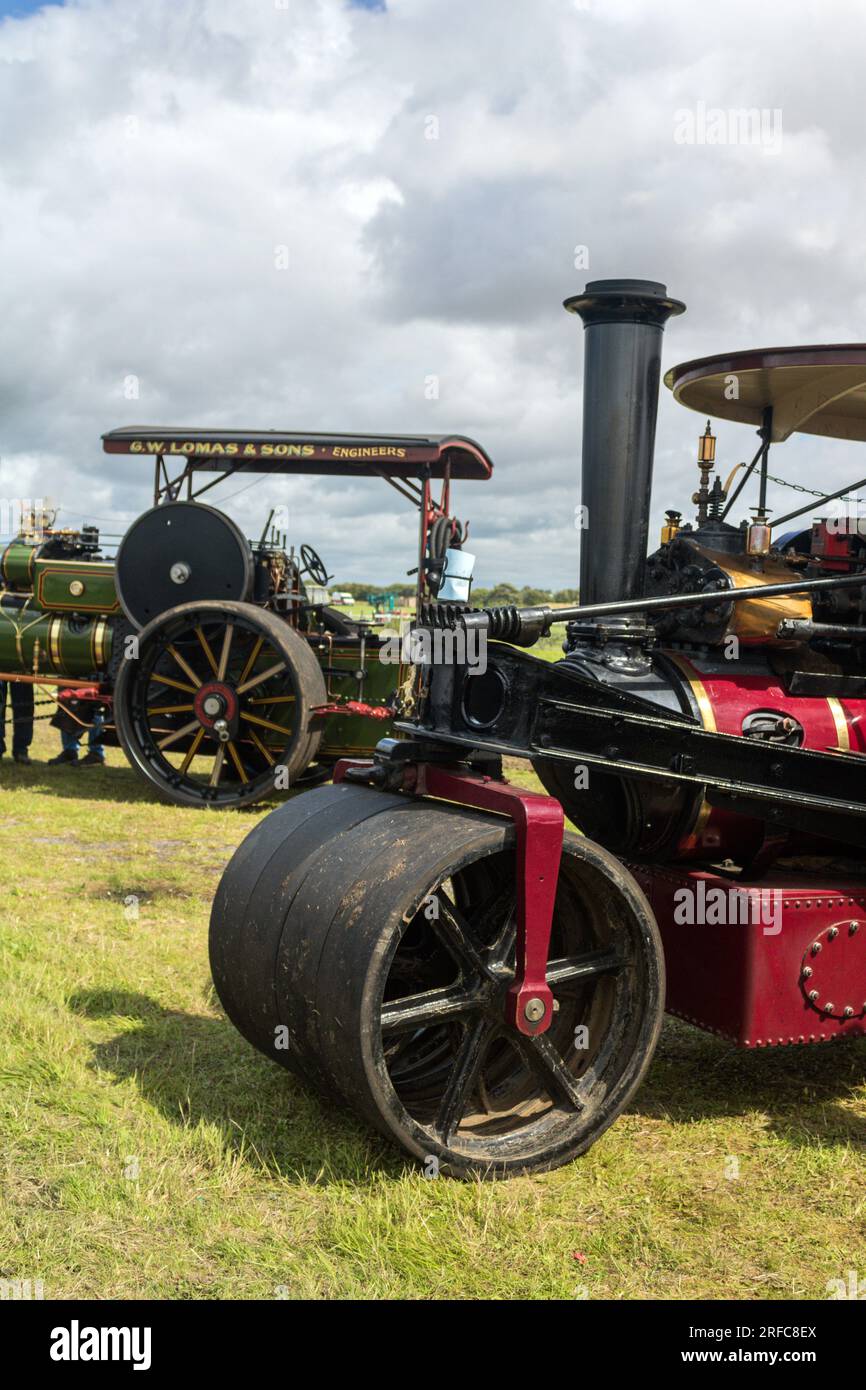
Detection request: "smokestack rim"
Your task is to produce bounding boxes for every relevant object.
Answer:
[564,278,686,327]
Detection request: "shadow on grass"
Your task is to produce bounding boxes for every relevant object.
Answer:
[635,1016,866,1150]
[67,987,409,1185]
[67,990,866,1186]
[2,760,164,807]
[3,759,300,813]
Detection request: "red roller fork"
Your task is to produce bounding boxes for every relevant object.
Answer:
[333,759,564,1036]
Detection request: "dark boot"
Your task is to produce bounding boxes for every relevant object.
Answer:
[49,749,79,766]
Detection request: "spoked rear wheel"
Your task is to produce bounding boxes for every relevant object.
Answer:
[209,782,665,1176]
[114,600,326,808]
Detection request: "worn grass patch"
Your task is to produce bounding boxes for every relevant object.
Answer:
[1,721,864,1299]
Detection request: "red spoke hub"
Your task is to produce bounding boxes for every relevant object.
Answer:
[194,680,239,734]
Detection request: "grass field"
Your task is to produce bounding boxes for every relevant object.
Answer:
[1,717,865,1301]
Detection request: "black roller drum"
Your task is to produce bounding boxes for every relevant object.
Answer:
[115,502,253,628]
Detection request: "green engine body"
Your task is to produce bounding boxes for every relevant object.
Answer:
[314,635,406,759]
[1,539,118,614]
[0,531,119,681]
[0,598,114,677]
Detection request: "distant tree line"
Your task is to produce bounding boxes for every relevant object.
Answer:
[332,581,580,605]
[331,582,415,600]
[472,583,580,606]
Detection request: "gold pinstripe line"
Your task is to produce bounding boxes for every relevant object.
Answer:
[827,696,850,752]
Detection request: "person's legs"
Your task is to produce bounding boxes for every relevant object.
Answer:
[0,682,7,757]
[11,683,34,760]
[80,712,106,766]
[49,689,87,765]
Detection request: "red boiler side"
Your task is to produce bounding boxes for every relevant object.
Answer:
[633,863,866,1047]
[669,654,866,862]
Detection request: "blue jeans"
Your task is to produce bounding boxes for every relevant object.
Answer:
[61,712,105,760]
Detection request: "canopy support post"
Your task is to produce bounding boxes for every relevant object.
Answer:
[758,405,773,516]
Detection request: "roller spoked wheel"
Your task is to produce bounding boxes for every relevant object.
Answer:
[209,782,665,1176]
[114,600,326,808]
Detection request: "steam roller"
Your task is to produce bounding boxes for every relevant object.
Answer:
[211,279,866,1176]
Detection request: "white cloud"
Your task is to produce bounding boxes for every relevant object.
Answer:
[0,0,864,586]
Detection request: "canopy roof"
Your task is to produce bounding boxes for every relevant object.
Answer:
[665,346,866,443]
[102,427,493,480]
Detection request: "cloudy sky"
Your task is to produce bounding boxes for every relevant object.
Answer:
[1,0,865,588]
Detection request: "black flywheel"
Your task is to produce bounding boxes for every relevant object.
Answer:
[115,502,254,629]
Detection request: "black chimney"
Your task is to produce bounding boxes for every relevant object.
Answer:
[565,279,685,606]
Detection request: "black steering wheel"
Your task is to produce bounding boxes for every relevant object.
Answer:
[299,543,330,588]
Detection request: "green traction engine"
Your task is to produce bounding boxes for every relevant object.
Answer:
[0,525,118,681]
[0,427,492,807]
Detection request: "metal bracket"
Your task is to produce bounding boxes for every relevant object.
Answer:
[333,755,564,1036]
